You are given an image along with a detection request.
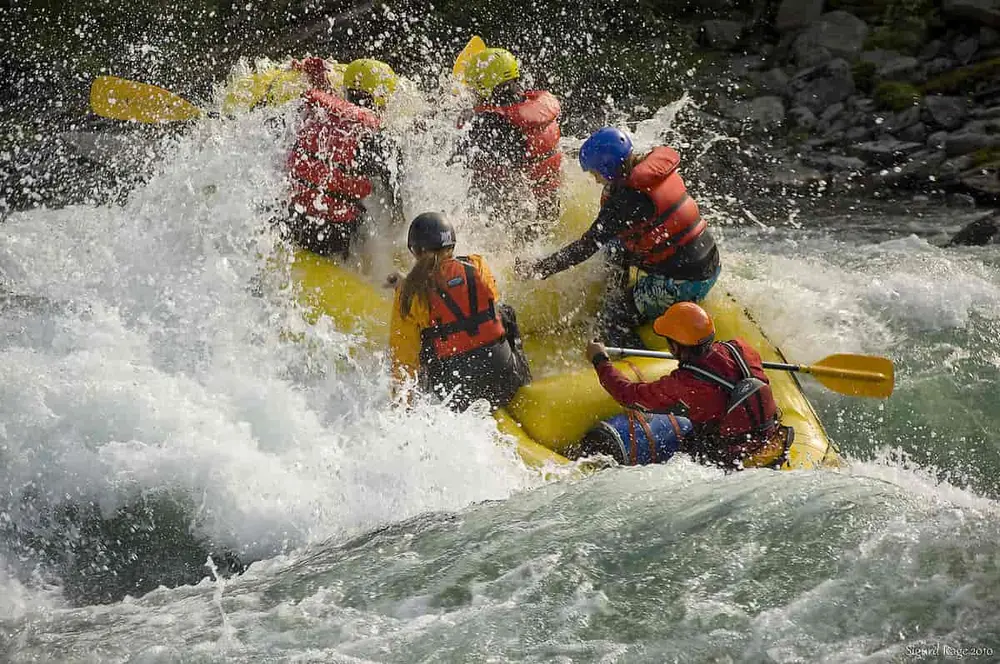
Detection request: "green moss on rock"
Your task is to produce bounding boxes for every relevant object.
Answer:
[972,146,1000,168]
[874,81,922,111]
[923,57,1000,95]
[788,128,812,145]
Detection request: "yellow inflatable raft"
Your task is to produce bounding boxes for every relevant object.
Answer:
[277,246,843,472]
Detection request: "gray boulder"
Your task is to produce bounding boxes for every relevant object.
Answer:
[927,130,950,148]
[849,96,877,113]
[803,136,841,149]
[899,122,928,143]
[819,102,845,125]
[942,0,1000,29]
[920,39,946,59]
[787,105,818,130]
[731,55,767,77]
[791,38,834,68]
[944,131,1000,156]
[848,139,925,166]
[953,35,980,63]
[750,96,786,127]
[883,106,922,135]
[752,68,791,97]
[959,171,1000,199]
[972,105,1000,119]
[948,213,1000,246]
[790,58,857,113]
[924,95,970,130]
[766,158,827,186]
[700,20,744,50]
[844,126,873,143]
[719,99,753,122]
[982,26,1000,47]
[797,11,871,60]
[877,55,921,80]
[948,192,978,208]
[923,57,960,78]
[896,149,948,180]
[775,0,826,33]
[940,155,977,181]
[859,49,901,67]
[809,153,867,171]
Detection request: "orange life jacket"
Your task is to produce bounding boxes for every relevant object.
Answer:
[419,257,506,361]
[474,90,562,196]
[287,90,380,223]
[606,147,706,268]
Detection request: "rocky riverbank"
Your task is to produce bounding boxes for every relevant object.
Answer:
[694,0,1000,207]
[2,0,997,231]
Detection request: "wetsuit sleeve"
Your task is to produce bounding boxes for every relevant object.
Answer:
[594,360,691,412]
[389,287,425,384]
[469,254,501,301]
[467,113,527,168]
[358,131,404,220]
[532,186,655,279]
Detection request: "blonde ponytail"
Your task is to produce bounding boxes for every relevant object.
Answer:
[400,248,453,317]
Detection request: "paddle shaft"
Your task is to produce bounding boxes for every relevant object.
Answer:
[604,347,887,384]
[606,346,793,370]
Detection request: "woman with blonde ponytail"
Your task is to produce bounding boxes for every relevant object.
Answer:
[389,212,530,411]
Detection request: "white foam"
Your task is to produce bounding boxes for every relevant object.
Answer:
[0,556,65,620]
[0,107,540,604]
[846,449,1000,513]
[4,74,1000,620]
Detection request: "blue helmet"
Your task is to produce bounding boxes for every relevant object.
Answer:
[579,127,633,180]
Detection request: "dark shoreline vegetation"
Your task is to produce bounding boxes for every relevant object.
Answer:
[2,0,998,226]
[1,0,999,608]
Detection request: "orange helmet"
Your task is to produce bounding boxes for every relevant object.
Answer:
[652,302,716,346]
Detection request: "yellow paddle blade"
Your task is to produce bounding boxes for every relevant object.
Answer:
[803,354,895,398]
[222,68,310,115]
[453,35,486,81]
[90,76,202,123]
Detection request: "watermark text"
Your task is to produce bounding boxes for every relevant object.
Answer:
[907,643,994,660]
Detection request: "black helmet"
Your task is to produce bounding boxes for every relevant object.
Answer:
[407,212,456,253]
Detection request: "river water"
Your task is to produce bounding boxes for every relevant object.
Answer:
[1,84,998,663]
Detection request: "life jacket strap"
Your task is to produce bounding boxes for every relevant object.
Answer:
[681,341,771,432]
[619,192,693,246]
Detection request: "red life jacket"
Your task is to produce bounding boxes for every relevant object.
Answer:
[606,147,705,268]
[287,90,380,223]
[419,257,506,360]
[680,341,779,445]
[474,90,562,196]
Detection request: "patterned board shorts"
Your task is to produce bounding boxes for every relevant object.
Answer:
[632,265,722,322]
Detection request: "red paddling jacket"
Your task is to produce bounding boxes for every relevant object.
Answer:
[594,339,782,466]
[287,90,381,224]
